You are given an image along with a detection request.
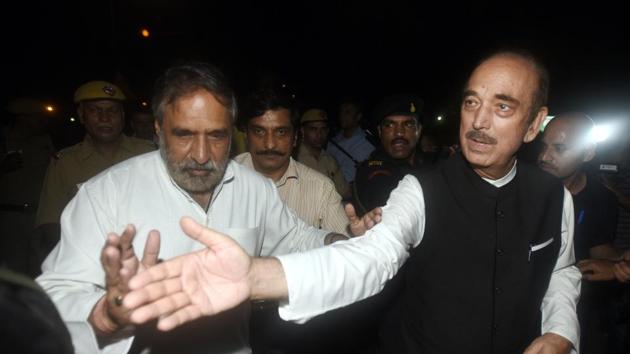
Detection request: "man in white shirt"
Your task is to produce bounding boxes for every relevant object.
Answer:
[36,62,351,354]
[326,98,375,183]
[234,89,349,234]
[124,51,581,354]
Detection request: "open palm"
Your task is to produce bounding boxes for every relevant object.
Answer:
[125,217,252,331]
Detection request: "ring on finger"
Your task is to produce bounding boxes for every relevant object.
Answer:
[114,295,124,306]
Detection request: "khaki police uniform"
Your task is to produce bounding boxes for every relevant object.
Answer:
[35,134,154,226]
[297,108,351,198]
[36,80,156,227]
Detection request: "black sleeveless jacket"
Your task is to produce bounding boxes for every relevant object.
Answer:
[382,153,565,354]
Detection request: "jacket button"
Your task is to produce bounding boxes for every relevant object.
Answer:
[496,210,505,218]
[496,248,504,255]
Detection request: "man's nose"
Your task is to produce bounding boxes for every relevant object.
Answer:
[191,137,210,164]
[263,133,276,150]
[472,106,491,130]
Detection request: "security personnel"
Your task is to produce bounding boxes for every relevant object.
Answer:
[0,98,56,275]
[297,108,351,199]
[353,94,430,215]
[34,81,155,267]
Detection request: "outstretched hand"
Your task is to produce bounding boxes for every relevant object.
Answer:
[345,203,382,236]
[124,217,253,331]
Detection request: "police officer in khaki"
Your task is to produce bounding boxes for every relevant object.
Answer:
[34,81,155,265]
[297,108,351,199]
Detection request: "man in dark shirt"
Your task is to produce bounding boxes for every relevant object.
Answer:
[353,94,430,215]
[538,112,621,353]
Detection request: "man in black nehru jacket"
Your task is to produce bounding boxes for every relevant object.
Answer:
[123,50,582,354]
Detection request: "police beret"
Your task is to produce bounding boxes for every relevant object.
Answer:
[73,81,126,103]
[301,108,328,124]
[372,94,423,125]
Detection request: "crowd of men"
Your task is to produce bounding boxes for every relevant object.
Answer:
[1,49,630,354]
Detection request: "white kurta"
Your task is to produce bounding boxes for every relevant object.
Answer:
[37,151,329,354]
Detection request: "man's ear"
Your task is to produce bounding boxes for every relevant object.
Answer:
[583,143,596,163]
[523,106,548,143]
[154,119,161,135]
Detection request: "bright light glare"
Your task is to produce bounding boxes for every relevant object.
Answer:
[140,28,150,37]
[70,117,76,122]
[590,124,612,143]
[436,116,443,121]
[540,115,555,132]
[45,105,54,112]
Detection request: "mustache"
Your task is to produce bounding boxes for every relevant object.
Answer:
[255,149,284,157]
[465,130,497,145]
[180,160,215,172]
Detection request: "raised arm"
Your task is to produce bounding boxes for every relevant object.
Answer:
[125,175,425,329]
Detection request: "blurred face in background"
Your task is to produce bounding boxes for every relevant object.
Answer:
[79,100,125,143]
[538,116,595,179]
[339,103,361,130]
[131,111,156,141]
[301,120,329,150]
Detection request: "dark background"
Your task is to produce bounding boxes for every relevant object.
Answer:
[4,0,630,146]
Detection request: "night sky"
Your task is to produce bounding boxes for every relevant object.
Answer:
[5,0,630,144]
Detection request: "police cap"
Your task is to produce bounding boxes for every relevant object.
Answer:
[73,81,126,103]
[301,108,328,125]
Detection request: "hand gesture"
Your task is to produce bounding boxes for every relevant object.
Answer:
[124,217,252,331]
[89,225,160,335]
[345,203,382,236]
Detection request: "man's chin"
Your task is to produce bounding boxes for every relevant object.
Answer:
[462,148,495,168]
